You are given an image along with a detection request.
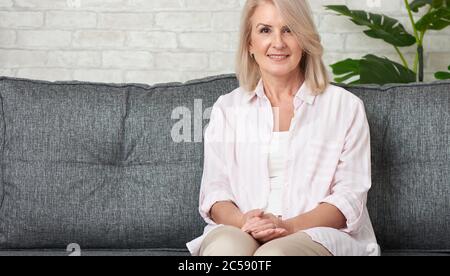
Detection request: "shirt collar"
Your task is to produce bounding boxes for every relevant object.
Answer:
[244,78,316,105]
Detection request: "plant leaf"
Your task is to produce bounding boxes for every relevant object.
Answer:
[330,58,360,75]
[326,5,416,47]
[435,71,450,79]
[335,73,360,83]
[360,55,417,84]
[431,0,450,8]
[330,59,361,83]
[435,65,450,79]
[409,0,450,12]
[409,0,433,12]
[329,55,416,84]
[416,7,450,30]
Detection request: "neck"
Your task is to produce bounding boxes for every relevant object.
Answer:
[261,71,304,102]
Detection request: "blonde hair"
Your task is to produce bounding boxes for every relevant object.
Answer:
[235,0,329,95]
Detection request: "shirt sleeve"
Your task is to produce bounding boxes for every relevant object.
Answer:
[198,96,235,225]
[320,100,372,234]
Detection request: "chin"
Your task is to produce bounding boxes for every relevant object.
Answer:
[265,69,294,77]
[262,65,298,77]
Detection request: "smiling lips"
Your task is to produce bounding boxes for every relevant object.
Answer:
[267,54,289,61]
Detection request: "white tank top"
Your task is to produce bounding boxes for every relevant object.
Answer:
[265,131,291,216]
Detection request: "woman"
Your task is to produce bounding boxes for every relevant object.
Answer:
[186,0,378,256]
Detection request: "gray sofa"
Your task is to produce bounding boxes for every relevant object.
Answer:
[0,75,448,256]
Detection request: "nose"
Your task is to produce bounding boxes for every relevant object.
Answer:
[272,32,286,49]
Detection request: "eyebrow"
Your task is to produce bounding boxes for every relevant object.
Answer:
[256,23,289,28]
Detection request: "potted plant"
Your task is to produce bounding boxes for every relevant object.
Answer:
[326,0,450,84]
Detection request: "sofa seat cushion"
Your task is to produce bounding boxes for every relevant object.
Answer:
[0,248,190,256]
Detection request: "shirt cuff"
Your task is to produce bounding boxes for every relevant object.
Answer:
[320,193,364,234]
[200,190,235,225]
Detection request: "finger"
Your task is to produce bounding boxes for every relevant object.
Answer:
[260,213,273,219]
[272,228,288,237]
[242,218,264,232]
[246,216,263,225]
[248,209,264,218]
[251,229,270,239]
[249,222,277,234]
[244,219,271,232]
[242,225,255,233]
[252,229,275,239]
[242,217,264,231]
[253,209,265,217]
[241,210,264,231]
[260,229,287,243]
[260,233,279,243]
[249,216,263,223]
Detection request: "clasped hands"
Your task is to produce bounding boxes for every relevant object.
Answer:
[240,209,293,243]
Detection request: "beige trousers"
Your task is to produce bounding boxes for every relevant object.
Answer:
[199,225,332,256]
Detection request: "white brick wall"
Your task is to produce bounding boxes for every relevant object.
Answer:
[0,0,449,84]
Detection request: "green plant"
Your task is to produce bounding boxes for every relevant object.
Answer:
[326,1,450,84]
[435,65,450,79]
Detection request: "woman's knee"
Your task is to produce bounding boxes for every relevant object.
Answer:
[199,225,260,256]
[253,232,331,256]
[253,243,288,256]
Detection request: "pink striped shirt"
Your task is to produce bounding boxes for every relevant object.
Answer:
[186,79,379,256]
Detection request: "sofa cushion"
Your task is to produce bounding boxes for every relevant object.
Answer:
[0,91,3,219]
[381,250,450,256]
[0,248,190,256]
[0,75,237,249]
[352,82,450,251]
[0,77,126,248]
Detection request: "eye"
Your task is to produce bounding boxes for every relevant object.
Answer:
[259,27,270,34]
[283,28,291,33]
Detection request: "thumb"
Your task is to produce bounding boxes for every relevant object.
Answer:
[249,209,264,218]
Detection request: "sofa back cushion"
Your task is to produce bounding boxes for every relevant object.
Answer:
[0,77,126,248]
[0,76,235,249]
[345,82,450,251]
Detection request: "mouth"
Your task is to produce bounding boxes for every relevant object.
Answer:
[267,54,290,61]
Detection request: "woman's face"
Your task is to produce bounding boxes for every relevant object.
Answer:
[249,2,303,78]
